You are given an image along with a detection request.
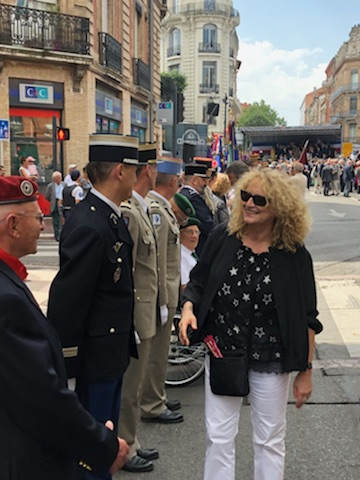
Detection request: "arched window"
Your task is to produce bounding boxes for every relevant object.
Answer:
[168,28,181,56]
[203,24,217,49]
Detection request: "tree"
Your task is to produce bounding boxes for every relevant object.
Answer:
[237,100,287,127]
[161,71,187,123]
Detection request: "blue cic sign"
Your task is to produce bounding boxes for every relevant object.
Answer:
[0,119,9,141]
[19,83,54,105]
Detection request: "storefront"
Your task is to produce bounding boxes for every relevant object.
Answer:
[95,87,122,134]
[131,102,148,143]
[9,78,64,183]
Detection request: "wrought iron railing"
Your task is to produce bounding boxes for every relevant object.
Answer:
[133,58,150,91]
[200,83,219,94]
[330,83,360,103]
[99,32,122,74]
[166,2,239,17]
[0,3,90,55]
[199,42,220,53]
[167,45,181,57]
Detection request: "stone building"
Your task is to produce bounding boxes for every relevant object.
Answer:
[160,0,240,137]
[0,0,163,181]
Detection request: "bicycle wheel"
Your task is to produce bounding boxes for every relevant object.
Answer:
[165,313,206,387]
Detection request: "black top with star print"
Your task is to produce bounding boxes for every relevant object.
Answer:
[202,243,285,373]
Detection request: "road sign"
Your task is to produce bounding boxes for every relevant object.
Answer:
[156,101,173,125]
[0,119,9,141]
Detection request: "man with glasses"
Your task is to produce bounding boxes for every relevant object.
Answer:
[0,176,128,479]
[180,164,215,256]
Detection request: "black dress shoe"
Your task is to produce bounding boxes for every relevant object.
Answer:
[137,448,159,461]
[122,455,153,472]
[166,399,182,411]
[141,408,184,424]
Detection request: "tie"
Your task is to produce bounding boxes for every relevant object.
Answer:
[191,251,199,261]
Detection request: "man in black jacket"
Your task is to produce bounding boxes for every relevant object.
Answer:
[48,134,140,480]
[0,176,128,480]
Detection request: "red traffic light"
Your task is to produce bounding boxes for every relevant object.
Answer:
[57,127,70,141]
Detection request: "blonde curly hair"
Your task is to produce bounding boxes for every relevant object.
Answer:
[211,172,231,196]
[228,169,310,252]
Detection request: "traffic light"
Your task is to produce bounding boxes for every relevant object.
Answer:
[57,127,70,141]
[177,92,184,123]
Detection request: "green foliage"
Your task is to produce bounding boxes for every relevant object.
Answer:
[161,71,187,95]
[237,100,287,127]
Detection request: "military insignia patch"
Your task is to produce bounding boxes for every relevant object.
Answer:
[113,242,123,253]
[110,213,118,225]
[152,213,161,226]
[113,267,121,283]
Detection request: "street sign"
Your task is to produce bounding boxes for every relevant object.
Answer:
[0,119,9,141]
[156,101,173,126]
[342,142,353,157]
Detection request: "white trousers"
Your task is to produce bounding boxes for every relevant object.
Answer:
[204,356,290,480]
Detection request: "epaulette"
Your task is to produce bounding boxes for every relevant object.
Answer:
[121,202,132,209]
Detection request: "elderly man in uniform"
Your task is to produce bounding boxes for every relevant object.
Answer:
[0,176,128,480]
[179,164,215,256]
[138,159,195,429]
[118,144,161,473]
[48,134,140,480]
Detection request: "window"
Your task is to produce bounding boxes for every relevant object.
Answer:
[203,105,216,125]
[350,96,357,115]
[351,69,358,88]
[169,64,180,72]
[168,28,181,56]
[204,0,215,11]
[349,123,357,142]
[203,24,217,47]
[203,62,217,88]
[173,0,180,14]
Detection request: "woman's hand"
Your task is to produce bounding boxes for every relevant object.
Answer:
[293,370,312,409]
[178,301,198,346]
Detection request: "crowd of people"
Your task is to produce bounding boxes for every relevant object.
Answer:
[0,134,333,480]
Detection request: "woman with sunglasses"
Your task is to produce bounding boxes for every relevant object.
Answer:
[179,168,323,480]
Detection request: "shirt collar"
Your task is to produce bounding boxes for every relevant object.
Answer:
[132,190,148,213]
[149,190,171,209]
[90,187,121,217]
[0,248,28,281]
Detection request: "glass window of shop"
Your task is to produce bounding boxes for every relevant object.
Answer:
[96,116,120,133]
[10,108,61,186]
[131,104,147,143]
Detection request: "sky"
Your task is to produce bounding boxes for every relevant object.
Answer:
[234,0,360,125]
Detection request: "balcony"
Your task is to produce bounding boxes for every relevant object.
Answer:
[99,32,122,74]
[167,45,181,57]
[330,111,359,124]
[0,3,90,55]
[166,2,239,18]
[198,42,220,53]
[330,82,360,103]
[133,58,150,91]
[200,83,219,94]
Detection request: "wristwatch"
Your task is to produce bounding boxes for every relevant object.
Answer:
[306,362,313,370]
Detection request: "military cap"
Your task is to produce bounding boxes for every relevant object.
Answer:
[180,216,201,229]
[157,155,183,175]
[138,143,158,165]
[173,192,196,216]
[89,134,140,165]
[184,164,210,178]
[0,176,38,205]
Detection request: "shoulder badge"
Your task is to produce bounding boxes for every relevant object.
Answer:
[152,213,161,226]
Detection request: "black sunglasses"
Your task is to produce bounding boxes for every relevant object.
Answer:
[240,190,269,207]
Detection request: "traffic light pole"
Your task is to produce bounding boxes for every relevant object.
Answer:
[52,116,58,172]
[172,80,178,158]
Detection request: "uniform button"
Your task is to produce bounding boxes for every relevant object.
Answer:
[137,296,140,301]
[117,258,122,263]
[109,327,115,333]
[90,206,96,211]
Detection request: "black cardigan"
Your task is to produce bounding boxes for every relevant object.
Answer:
[182,224,323,372]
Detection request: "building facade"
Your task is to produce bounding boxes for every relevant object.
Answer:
[0,0,163,181]
[302,25,360,149]
[160,0,240,137]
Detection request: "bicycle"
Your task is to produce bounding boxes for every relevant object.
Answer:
[165,312,206,387]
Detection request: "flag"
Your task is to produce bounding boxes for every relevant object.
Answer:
[299,139,309,165]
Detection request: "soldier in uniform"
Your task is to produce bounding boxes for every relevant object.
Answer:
[0,176,128,480]
[118,144,162,473]
[179,164,215,256]
[139,158,195,426]
[47,134,140,480]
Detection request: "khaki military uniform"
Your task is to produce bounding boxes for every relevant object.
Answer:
[119,194,159,458]
[140,191,181,418]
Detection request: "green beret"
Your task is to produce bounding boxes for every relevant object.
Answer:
[180,216,201,229]
[173,192,196,217]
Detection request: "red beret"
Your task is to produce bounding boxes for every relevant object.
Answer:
[0,176,39,205]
